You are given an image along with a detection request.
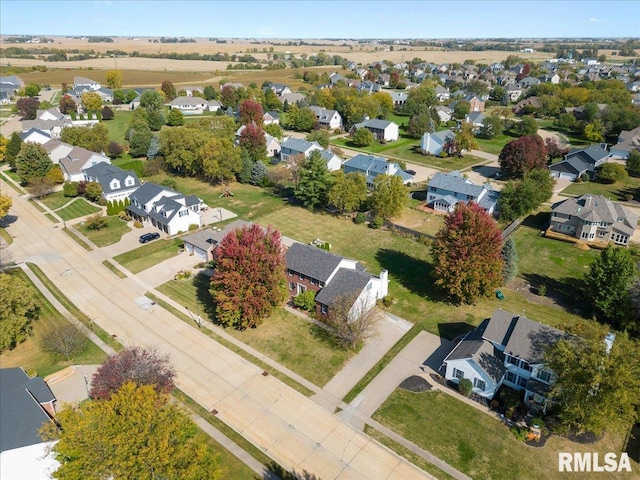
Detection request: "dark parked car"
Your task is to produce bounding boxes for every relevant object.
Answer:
[139,232,160,243]
[405,169,416,176]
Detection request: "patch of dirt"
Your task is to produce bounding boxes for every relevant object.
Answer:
[399,375,432,393]
[507,277,562,309]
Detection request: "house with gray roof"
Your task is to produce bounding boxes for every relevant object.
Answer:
[182,219,252,261]
[279,92,306,105]
[465,111,486,130]
[308,105,342,130]
[343,154,413,187]
[0,75,24,93]
[279,137,341,171]
[610,126,640,159]
[285,243,388,318]
[59,146,111,182]
[549,145,610,181]
[168,96,220,113]
[83,162,140,203]
[420,129,455,156]
[126,182,206,235]
[426,171,499,215]
[444,309,567,410]
[20,127,52,145]
[549,194,637,246]
[349,119,399,142]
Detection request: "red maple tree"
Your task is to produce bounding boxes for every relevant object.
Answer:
[238,99,264,127]
[498,134,547,178]
[210,224,286,329]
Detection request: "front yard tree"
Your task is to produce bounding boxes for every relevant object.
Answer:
[479,115,504,139]
[501,237,518,282]
[238,99,264,127]
[15,143,52,185]
[498,134,547,178]
[324,292,384,350]
[370,174,407,221]
[545,321,640,436]
[81,92,102,112]
[0,193,12,218]
[58,95,77,115]
[432,202,504,304]
[161,80,177,101]
[352,127,374,147]
[40,324,88,361]
[585,245,637,331]
[100,105,114,120]
[295,150,329,210]
[597,163,627,184]
[453,100,471,119]
[61,124,109,154]
[89,346,176,401]
[199,136,241,184]
[167,108,185,126]
[238,123,267,162]
[0,273,39,353]
[328,171,367,214]
[6,132,23,167]
[210,224,286,329]
[16,97,40,120]
[454,122,478,155]
[27,176,55,198]
[407,111,432,139]
[48,382,222,480]
[23,83,40,97]
[306,129,330,148]
[140,90,164,111]
[105,69,123,89]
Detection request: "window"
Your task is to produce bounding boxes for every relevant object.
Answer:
[320,304,328,314]
[473,378,486,391]
[453,368,464,379]
[506,355,519,366]
[518,376,528,388]
[505,371,516,383]
[289,282,295,291]
[519,360,531,371]
[537,369,552,383]
[179,210,188,217]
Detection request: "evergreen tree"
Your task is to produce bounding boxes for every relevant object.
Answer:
[6,132,23,168]
[238,149,253,184]
[295,151,329,210]
[251,160,267,185]
[501,238,518,282]
[15,143,53,184]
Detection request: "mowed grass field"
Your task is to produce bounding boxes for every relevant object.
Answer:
[373,389,639,480]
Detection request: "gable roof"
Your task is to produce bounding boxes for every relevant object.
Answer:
[0,368,55,452]
[19,127,51,142]
[429,171,487,198]
[552,194,638,236]
[285,243,345,283]
[182,219,252,251]
[308,105,339,123]
[483,309,566,364]
[73,76,99,85]
[357,119,395,130]
[424,129,455,144]
[613,126,640,154]
[82,162,140,194]
[315,268,372,307]
[281,137,320,154]
[565,145,609,165]
[344,154,413,182]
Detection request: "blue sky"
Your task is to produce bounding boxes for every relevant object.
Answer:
[1,1,638,38]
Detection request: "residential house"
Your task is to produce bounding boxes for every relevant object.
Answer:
[22,117,72,139]
[390,92,408,107]
[183,219,252,261]
[433,105,453,123]
[420,129,456,156]
[465,111,486,130]
[356,80,382,94]
[549,145,610,181]
[519,77,541,88]
[549,194,637,246]
[285,243,388,318]
[0,368,59,478]
[343,154,413,187]
[127,182,206,235]
[435,85,450,102]
[263,111,280,125]
[43,139,74,164]
[0,91,10,105]
[505,83,523,102]
[19,127,52,145]
[279,92,306,105]
[514,96,542,115]
[264,83,292,97]
[426,171,500,215]
[309,105,343,130]
[68,85,113,103]
[73,76,101,91]
[59,146,111,182]
[540,73,561,84]
[464,94,485,112]
[279,137,340,170]
[180,86,204,97]
[168,96,220,114]
[610,126,640,159]
[265,133,282,158]
[0,75,24,94]
[329,72,345,86]
[443,309,567,410]
[83,162,141,203]
[349,119,399,142]
[36,107,65,122]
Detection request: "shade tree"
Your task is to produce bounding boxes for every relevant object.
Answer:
[498,134,547,178]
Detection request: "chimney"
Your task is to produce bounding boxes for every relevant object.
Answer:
[379,269,389,298]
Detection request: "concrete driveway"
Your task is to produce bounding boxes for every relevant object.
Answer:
[45,365,100,406]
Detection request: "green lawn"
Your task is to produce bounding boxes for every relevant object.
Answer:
[373,389,637,480]
[112,155,145,177]
[75,216,132,247]
[0,227,13,246]
[0,269,107,377]
[105,110,133,143]
[562,177,640,202]
[474,133,517,155]
[0,172,25,194]
[39,191,75,211]
[56,198,101,221]
[113,237,185,274]
[390,208,444,236]
[156,273,353,387]
[331,135,417,155]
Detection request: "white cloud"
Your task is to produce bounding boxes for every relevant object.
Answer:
[588,17,605,23]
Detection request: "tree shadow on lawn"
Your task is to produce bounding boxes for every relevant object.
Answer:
[437,321,476,342]
[192,270,217,321]
[520,272,588,315]
[375,248,442,300]
[522,211,551,230]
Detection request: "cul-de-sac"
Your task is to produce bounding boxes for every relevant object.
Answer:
[0,2,639,479]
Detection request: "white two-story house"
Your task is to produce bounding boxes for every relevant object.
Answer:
[308,106,343,130]
[426,171,500,215]
[82,163,141,203]
[126,183,206,235]
[443,309,568,412]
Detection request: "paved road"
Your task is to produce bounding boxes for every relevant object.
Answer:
[3,181,433,479]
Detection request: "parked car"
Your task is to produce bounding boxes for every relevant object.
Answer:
[139,232,160,243]
[406,169,417,176]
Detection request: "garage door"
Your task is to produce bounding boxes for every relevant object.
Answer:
[559,172,576,181]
